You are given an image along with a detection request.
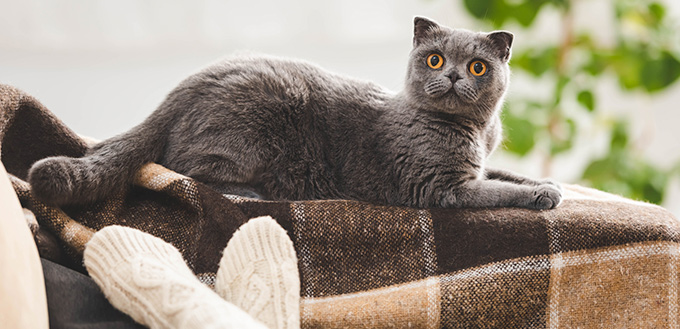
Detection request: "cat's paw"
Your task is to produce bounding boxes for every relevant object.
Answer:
[537,178,563,193]
[28,156,77,205]
[531,184,562,210]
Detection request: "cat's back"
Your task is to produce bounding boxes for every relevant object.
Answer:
[163,54,394,151]
[179,55,385,107]
[158,54,392,200]
[165,54,390,139]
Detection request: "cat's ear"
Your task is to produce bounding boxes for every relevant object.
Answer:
[413,16,440,46]
[487,31,514,62]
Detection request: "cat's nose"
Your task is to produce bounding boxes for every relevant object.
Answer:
[445,71,461,83]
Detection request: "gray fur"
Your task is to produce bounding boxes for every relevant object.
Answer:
[28,17,562,209]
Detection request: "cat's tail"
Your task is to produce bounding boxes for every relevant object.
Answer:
[28,112,170,205]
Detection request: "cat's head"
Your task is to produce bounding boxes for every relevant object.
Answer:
[405,17,513,118]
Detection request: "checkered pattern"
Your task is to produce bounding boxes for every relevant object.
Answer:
[3,83,679,328]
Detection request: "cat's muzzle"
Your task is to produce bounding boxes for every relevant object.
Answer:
[424,77,453,97]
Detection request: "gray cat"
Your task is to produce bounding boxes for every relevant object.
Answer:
[28,17,562,209]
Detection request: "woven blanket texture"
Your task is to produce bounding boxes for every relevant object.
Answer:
[2,83,679,328]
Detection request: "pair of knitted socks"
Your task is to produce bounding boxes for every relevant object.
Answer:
[83,216,299,329]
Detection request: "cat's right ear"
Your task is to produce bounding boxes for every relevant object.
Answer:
[413,16,440,46]
[487,31,514,62]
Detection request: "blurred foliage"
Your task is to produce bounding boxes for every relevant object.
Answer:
[582,120,669,203]
[463,0,680,204]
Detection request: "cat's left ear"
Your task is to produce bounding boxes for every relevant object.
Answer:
[487,31,514,62]
[413,16,441,46]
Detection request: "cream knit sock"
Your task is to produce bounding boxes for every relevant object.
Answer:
[83,225,267,329]
[216,216,300,329]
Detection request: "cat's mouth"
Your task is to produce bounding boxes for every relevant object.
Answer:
[424,78,478,104]
[453,83,479,103]
[424,77,453,97]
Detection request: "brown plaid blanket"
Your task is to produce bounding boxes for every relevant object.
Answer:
[2,83,679,328]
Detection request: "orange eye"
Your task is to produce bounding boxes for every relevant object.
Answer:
[469,60,487,76]
[427,54,443,69]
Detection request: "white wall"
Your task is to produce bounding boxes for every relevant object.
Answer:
[1,0,679,216]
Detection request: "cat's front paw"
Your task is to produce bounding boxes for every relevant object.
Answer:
[538,178,563,193]
[531,184,562,210]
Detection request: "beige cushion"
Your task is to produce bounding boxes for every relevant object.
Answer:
[0,162,48,328]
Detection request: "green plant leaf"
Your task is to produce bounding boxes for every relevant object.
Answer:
[641,165,667,203]
[502,112,536,156]
[610,120,629,150]
[512,47,558,77]
[649,2,666,24]
[583,51,608,76]
[577,90,595,112]
[462,0,552,28]
[463,0,493,19]
[611,46,645,90]
[582,157,617,184]
[553,75,570,106]
[514,2,542,27]
[640,51,680,92]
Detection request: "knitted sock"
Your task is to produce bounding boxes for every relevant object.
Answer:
[83,225,267,329]
[216,216,300,329]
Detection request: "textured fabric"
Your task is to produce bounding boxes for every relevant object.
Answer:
[216,216,300,329]
[3,83,680,328]
[84,225,267,329]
